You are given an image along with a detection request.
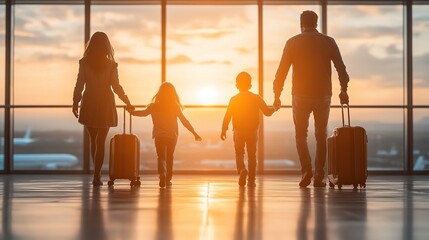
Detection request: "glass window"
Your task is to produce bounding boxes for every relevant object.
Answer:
[13,5,84,105]
[167,5,258,105]
[174,108,233,170]
[266,107,404,170]
[91,5,162,106]
[413,5,429,105]
[263,5,320,105]
[0,5,4,171]
[264,108,299,170]
[0,5,5,105]
[328,5,404,105]
[413,109,429,171]
[331,108,404,170]
[13,108,83,170]
[0,109,3,171]
[103,107,233,171]
[101,107,154,171]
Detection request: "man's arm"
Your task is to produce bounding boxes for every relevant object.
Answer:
[330,38,349,92]
[330,38,350,104]
[273,40,293,107]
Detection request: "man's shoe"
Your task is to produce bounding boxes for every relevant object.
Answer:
[313,180,326,187]
[159,175,166,188]
[299,172,313,188]
[247,180,256,187]
[166,181,172,186]
[239,169,248,186]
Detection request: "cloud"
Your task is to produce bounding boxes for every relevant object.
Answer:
[174,28,235,39]
[117,57,160,65]
[167,54,193,64]
[199,60,231,65]
[15,52,77,63]
[331,26,402,40]
[414,53,429,87]
[385,44,402,55]
[329,5,401,18]
[235,47,253,54]
[343,45,402,87]
[14,5,84,46]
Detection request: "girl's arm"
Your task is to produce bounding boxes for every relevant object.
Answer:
[130,104,152,117]
[177,108,202,141]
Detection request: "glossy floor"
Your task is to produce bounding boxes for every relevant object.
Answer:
[1,175,429,240]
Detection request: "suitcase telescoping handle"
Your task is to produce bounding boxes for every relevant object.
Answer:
[341,104,351,126]
[123,106,132,134]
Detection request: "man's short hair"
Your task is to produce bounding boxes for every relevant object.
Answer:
[300,10,318,28]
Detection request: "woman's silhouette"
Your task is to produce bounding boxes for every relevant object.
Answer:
[73,32,133,186]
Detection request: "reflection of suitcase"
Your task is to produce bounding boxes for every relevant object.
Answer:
[108,108,141,187]
[328,104,367,189]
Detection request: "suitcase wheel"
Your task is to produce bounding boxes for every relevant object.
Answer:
[338,184,342,190]
[108,180,114,187]
[360,184,366,188]
[130,180,141,187]
[329,182,335,189]
[353,183,358,189]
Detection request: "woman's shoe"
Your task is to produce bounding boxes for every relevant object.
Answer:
[92,177,103,186]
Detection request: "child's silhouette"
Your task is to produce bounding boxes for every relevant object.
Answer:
[221,72,278,187]
[129,82,202,187]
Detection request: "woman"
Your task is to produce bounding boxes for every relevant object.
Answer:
[129,82,202,187]
[72,32,133,186]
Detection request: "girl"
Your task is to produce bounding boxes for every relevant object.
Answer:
[72,32,133,186]
[129,82,202,187]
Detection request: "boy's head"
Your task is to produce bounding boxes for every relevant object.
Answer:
[236,71,252,91]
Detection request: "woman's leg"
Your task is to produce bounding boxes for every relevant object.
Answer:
[86,126,97,166]
[93,128,109,179]
[86,126,109,183]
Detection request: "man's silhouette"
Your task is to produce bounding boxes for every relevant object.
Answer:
[273,10,349,187]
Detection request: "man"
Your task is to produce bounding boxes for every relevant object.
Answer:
[273,10,349,187]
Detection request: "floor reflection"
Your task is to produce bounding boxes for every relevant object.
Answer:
[156,188,173,240]
[297,188,311,240]
[106,186,140,239]
[0,175,429,240]
[327,188,367,240]
[234,183,262,240]
[313,188,327,240]
[79,184,106,240]
[1,176,13,239]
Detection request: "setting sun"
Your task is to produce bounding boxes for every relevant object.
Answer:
[197,86,220,105]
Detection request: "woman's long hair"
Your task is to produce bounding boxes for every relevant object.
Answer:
[83,32,115,71]
[152,82,182,110]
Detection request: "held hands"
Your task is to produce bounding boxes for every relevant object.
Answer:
[273,98,281,110]
[339,91,349,105]
[72,105,79,118]
[126,104,135,114]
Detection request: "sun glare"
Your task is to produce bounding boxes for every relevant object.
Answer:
[197,86,219,105]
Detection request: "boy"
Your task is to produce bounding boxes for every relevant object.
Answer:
[221,72,278,187]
